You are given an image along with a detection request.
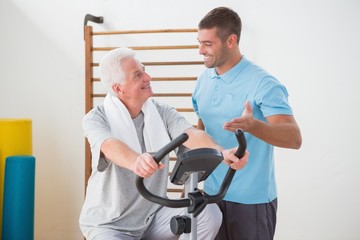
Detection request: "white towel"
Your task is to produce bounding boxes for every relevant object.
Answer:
[103,94,170,155]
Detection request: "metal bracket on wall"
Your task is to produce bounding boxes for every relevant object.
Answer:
[84,14,104,26]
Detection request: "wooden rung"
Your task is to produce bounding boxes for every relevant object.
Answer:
[92,61,203,67]
[152,77,197,81]
[93,45,199,51]
[92,93,192,98]
[92,29,197,35]
[167,188,183,193]
[143,61,203,66]
[176,108,194,112]
[153,93,192,97]
[91,77,197,82]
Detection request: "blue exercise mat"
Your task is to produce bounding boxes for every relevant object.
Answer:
[2,155,35,240]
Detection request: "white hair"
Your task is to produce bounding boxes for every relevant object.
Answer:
[99,47,136,95]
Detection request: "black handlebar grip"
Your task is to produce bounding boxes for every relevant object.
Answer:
[152,133,189,164]
[136,132,191,208]
[234,129,247,158]
[207,129,247,203]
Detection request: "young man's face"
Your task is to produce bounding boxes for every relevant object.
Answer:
[197,27,230,69]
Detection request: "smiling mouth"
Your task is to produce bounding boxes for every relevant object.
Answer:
[204,56,212,62]
[142,85,151,89]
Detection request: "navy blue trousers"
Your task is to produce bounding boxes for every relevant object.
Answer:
[215,198,277,240]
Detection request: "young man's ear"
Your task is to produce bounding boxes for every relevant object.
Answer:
[227,34,238,48]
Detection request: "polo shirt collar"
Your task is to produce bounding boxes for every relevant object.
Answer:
[209,55,249,83]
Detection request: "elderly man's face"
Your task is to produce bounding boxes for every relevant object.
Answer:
[120,58,153,104]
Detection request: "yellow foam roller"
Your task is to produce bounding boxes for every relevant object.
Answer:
[0,119,32,238]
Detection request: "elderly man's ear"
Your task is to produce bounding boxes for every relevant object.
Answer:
[112,84,124,94]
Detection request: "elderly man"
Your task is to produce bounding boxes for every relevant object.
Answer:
[79,47,248,240]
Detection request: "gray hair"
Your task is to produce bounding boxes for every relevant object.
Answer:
[99,47,136,95]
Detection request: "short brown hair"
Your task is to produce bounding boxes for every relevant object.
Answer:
[198,7,242,44]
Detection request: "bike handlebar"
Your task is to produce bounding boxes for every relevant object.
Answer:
[136,129,247,208]
[207,129,247,203]
[152,133,189,164]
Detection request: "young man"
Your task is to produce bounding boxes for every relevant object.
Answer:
[79,47,249,240]
[193,7,302,240]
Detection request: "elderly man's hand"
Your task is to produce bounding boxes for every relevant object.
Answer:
[133,153,165,178]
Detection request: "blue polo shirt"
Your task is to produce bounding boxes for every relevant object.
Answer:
[192,56,293,204]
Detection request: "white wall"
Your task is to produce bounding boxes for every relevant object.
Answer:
[0,0,359,239]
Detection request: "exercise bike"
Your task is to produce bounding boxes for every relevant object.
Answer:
[136,129,246,240]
